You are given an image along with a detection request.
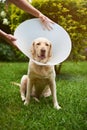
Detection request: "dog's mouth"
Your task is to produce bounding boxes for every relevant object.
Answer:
[38,50,46,60]
[38,53,46,60]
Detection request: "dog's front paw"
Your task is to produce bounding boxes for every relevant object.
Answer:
[54,104,61,110]
[21,96,26,101]
[24,100,29,106]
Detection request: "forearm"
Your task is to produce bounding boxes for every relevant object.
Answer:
[9,0,43,18]
[0,29,7,38]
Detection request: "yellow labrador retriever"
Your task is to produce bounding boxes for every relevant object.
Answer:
[21,37,61,110]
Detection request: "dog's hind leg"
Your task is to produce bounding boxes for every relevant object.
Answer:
[20,75,28,101]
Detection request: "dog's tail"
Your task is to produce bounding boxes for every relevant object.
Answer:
[11,82,21,87]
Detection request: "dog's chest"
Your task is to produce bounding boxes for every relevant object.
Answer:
[29,64,54,78]
[28,63,55,97]
[29,70,51,86]
[30,76,50,97]
[32,76,49,85]
[28,65,53,86]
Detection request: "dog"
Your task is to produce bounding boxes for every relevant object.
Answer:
[19,37,61,110]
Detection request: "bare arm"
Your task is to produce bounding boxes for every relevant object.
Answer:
[0,29,17,47]
[0,0,54,46]
[9,0,42,18]
[8,0,54,30]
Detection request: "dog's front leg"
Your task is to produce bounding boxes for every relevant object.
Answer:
[24,78,32,106]
[49,78,61,110]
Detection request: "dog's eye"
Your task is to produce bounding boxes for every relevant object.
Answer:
[37,42,40,45]
[45,43,49,46]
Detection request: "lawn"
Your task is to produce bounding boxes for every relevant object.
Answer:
[0,62,87,130]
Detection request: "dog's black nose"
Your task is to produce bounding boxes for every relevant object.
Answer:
[41,49,45,53]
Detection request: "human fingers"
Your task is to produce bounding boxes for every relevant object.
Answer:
[6,34,18,48]
[42,20,53,30]
[7,34,17,41]
[39,15,54,30]
[11,39,20,50]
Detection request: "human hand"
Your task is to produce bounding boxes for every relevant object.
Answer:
[39,14,54,30]
[5,34,17,48]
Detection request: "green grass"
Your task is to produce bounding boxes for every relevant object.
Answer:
[0,62,87,130]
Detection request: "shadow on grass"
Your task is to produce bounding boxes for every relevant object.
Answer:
[56,73,74,81]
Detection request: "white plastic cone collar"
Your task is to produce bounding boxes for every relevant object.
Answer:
[14,18,72,65]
